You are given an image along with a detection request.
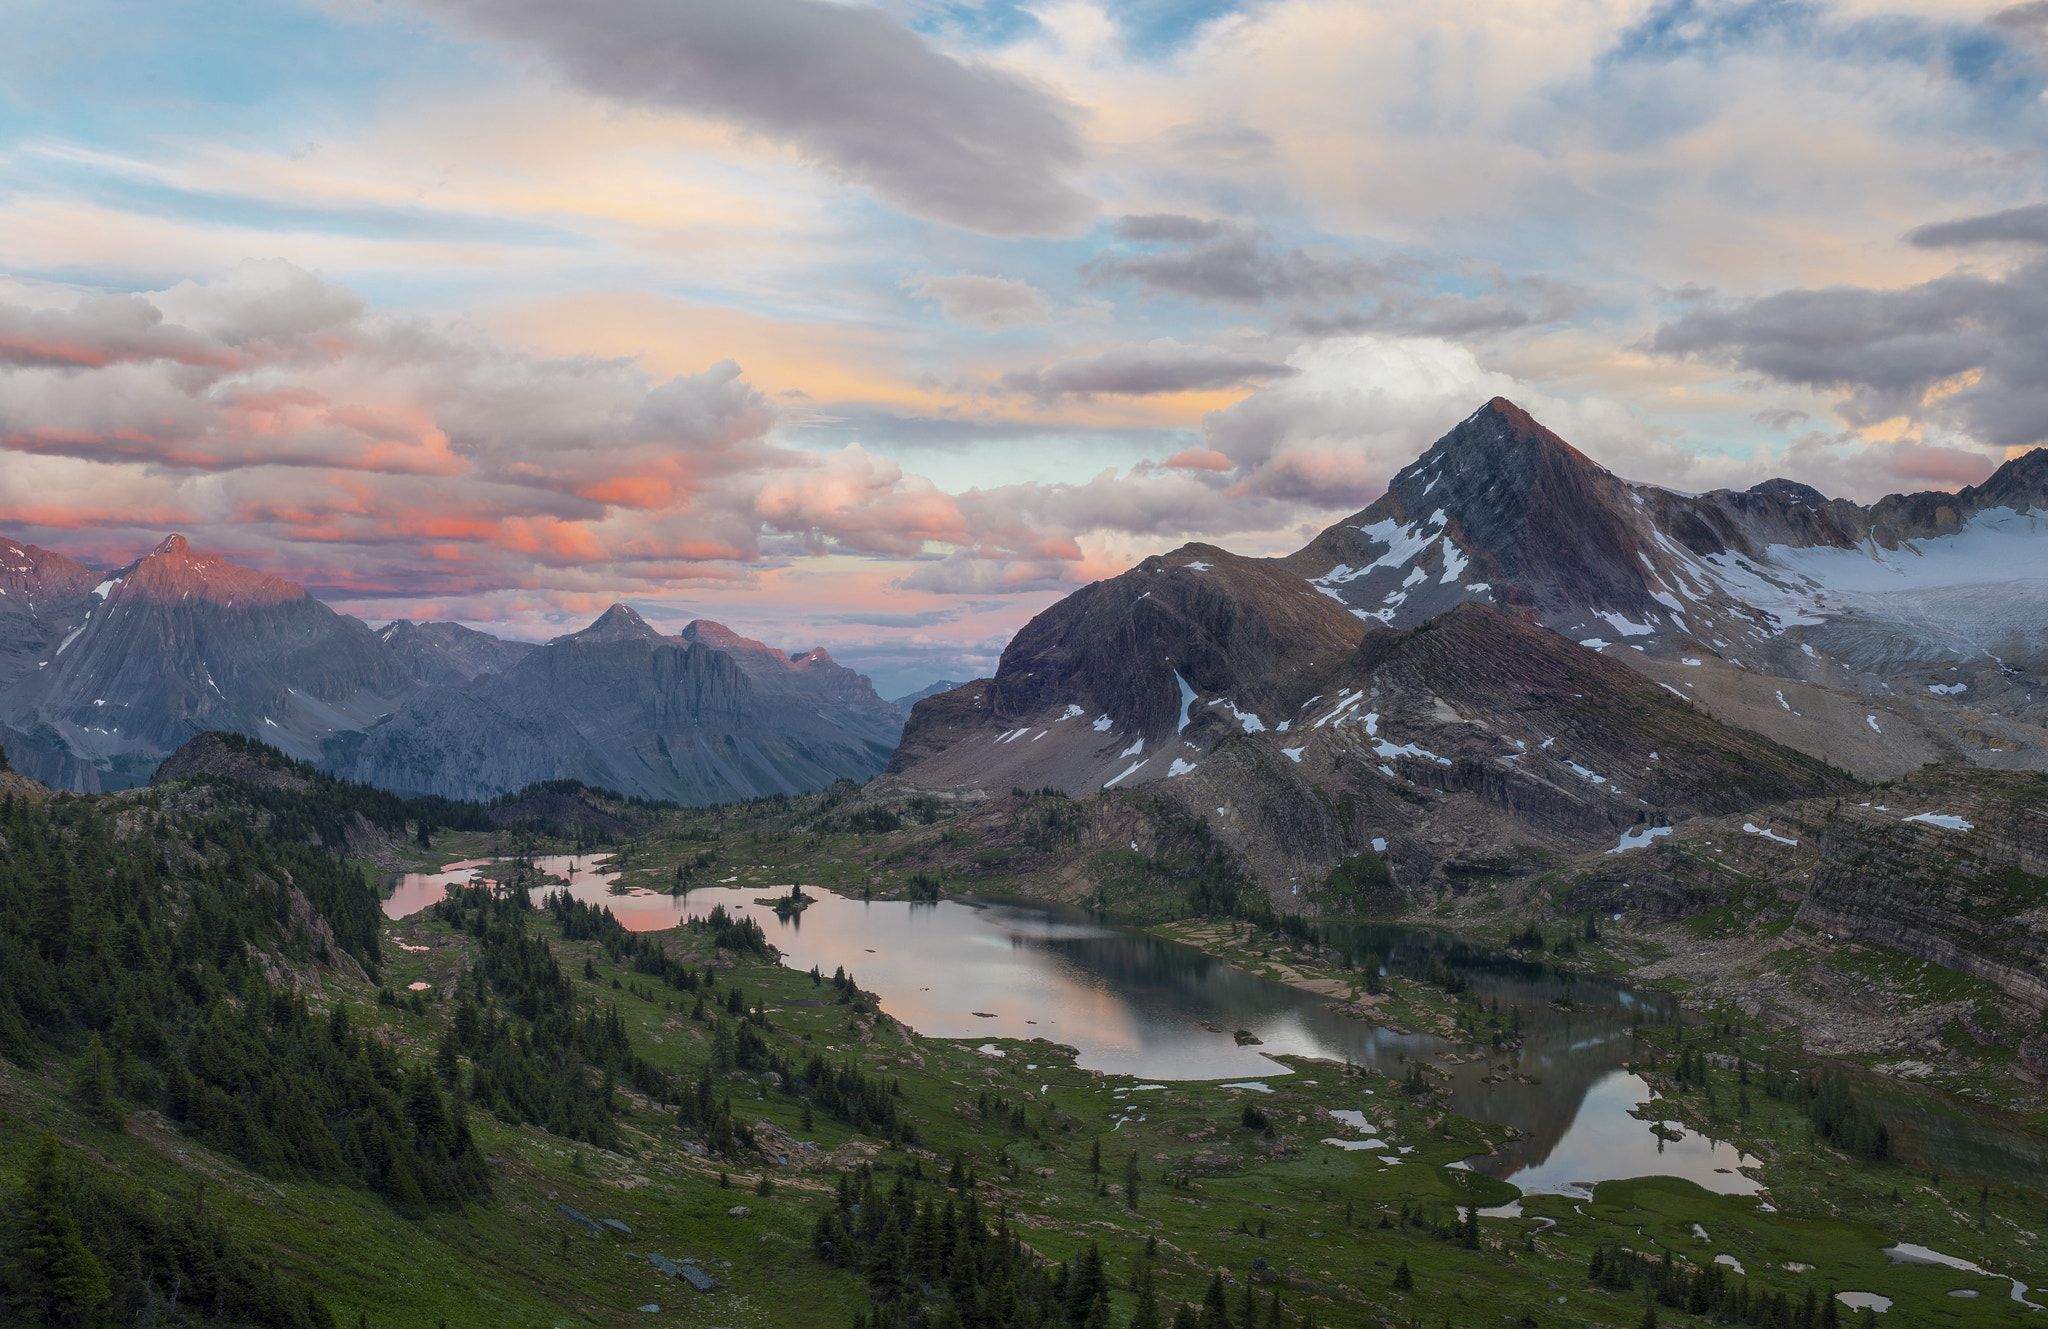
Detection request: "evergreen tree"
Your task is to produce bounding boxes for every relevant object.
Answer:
[70,1032,122,1127]
[1067,1241,1109,1328]
[1393,1259,1414,1291]
[1129,1260,1161,1329]
[2,1132,111,1327]
[1199,1271,1231,1329]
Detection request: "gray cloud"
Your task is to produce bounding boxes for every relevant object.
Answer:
[999,339,1294,402]
[423,0,1091,235]
[1907,202,2048,248]
[1990,0,2048,49]
[1085,215,1394,306]
[1752,407,1811,431]
[1084,215,1577,336]
[1287,276,1581,339]
[909,274,1052,330]
[1652,213,2048,451]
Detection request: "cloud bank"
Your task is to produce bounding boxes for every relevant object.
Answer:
[422,0,1092,235]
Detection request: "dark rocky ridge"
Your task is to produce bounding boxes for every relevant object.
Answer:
[376,619,536,685]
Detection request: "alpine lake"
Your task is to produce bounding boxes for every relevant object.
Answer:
[381,854,2048,1319]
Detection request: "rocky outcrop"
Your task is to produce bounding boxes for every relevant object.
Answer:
[151,731,311,789]
[1793,778,2048,1010]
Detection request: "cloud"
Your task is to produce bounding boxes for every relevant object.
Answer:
[1652,208,2048,453]
[1906,202,2048,248]
[419,0,1091,235]
[1081,215,1577,335]
[0,261,1330,613]
[1198,334,1647,505]
[1085,215,1396,307]
[999,338,1295,401]
[909,274,1053,330]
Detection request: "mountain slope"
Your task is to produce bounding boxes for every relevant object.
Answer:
[0,535,408,789]
[375,618,536,685]
[328,605,900,803]
[1277,399,2048,773]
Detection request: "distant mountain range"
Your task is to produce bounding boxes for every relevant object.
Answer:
[0,534,909,802]
[886,398,2048,897]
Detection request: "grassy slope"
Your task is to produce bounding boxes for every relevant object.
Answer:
[6,794,2046,1329]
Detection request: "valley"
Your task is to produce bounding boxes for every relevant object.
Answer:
[4,400,2047,1329]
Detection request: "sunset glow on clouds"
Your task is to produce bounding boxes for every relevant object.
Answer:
[5,0,2048,693]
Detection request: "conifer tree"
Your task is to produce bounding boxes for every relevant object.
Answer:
[2,1131,111,1327]
[70,1032,122,1127]
[1393,1258,1414,1291]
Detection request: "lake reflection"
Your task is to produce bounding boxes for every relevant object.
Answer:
[534,880,1753,1191]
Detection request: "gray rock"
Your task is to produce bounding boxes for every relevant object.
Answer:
[725,1205,751,1218]
[601,1218,633,1235]
[676,1264,722,1292]
[556,1205,606,1236]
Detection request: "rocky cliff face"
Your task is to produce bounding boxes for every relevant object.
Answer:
[375,619,535,685]
[0,535,408,788]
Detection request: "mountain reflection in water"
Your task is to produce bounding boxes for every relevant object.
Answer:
[396,868,2038,1196]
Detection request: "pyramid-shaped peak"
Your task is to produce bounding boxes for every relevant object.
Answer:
[552,603,668,646]
[117,534,305,607]
[1385,397,1609,509]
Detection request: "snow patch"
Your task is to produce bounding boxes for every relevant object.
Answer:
[1281,747,1305,763]
[1902,813,1974,831]
[1103,760,1147,788]
[1120,737,1144,758]
[1866,715,1883,733]
[1579,638,1612,649]
[1928,683,1967,696]
[1597,611,1655,637]
[1173,671,1199,733]
[1371,837,1387,852]
[1607,825,1672,853]
[1742,823,1798,846]
[1093,714,1112,732]
[1167,758,1196,777]
[1563,761,1608,785]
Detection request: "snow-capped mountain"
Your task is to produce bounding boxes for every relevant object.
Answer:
[887,398,2047,890]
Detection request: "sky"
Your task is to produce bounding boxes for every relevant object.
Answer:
[4,0,2048,697]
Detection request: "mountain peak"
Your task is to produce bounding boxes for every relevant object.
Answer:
[115,535,306,608]
[1749,478,1829,508]
[551,603,667,646]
